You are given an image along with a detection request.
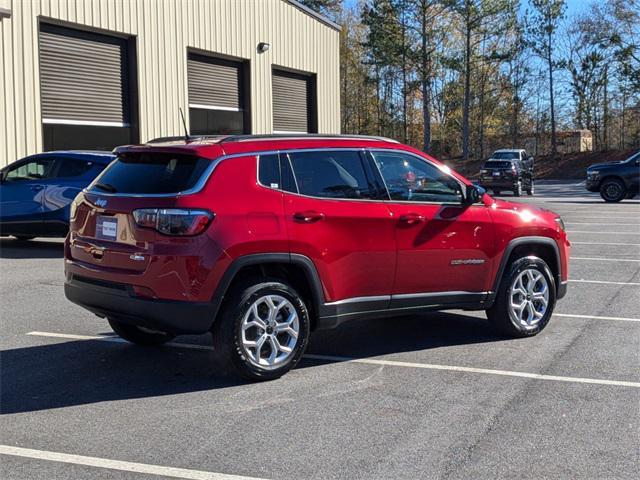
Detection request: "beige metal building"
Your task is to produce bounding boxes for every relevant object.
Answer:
[0,0,340,166]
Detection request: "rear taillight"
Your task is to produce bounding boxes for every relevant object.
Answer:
[70,198,79,220]
[133,209,214,236]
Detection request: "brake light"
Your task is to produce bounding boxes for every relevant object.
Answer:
[70,199,79,220]
[133,209,214,236]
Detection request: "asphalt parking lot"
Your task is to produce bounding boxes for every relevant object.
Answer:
[1,180,639,480]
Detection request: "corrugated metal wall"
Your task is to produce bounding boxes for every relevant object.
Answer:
[0,0,340,166]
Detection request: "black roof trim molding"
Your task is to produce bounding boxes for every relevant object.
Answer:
[285,0,341,31]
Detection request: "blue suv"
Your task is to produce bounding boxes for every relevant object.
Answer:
[0,151,114,240]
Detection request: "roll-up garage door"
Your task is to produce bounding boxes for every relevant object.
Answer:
[272,70,315,134]
[40,24,128,124]
[187,53,246,135]
[39,23,135,151]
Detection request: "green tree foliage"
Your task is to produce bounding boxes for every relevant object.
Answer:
[525,0,566,156]
[338,0,640,164]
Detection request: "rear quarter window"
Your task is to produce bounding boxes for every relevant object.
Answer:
[91,153,211,194]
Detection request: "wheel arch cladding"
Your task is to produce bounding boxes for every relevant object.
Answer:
[493,237,560,295]
[600,175,627,189]
[210,253,325,330]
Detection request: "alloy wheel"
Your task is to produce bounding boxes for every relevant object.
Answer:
[240,295,299,370]
[603,182,622,201]
[508,268,549,328]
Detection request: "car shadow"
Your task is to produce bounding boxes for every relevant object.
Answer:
[0,238,64,259]
[305,311,498,358]
[1,312,502,414]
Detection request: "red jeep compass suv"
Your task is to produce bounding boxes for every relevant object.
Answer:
[65,135,570,380]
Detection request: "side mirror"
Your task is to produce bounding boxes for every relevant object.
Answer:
[464,184,485,205]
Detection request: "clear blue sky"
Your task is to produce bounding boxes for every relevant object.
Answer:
[342,0,588,17]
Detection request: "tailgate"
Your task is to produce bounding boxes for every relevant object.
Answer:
[69,194,179,273]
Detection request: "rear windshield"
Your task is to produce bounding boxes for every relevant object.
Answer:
[491,152,519,159]
[90,153,211,194]
[484,161,512,169]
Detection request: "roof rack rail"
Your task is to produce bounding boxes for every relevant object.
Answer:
[146,135,226,144]
[218,134,400,144]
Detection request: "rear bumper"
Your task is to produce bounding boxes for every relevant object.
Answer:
[64,274,215,334]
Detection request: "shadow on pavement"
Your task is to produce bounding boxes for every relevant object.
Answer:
[0,238,64,259]
[547,200,640,204]
[1,312,502,414]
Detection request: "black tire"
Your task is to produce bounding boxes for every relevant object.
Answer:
[493,189,501,196]
[599,177,626,202]
[108,318,176,346]
[486,256,556,338]
[211,278,311,381]
[513,181,522,197]
[13,236,35,241]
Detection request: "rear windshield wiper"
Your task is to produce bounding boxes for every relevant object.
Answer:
[94,182,117,193]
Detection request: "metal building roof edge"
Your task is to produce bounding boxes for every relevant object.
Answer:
[285,0,341,31]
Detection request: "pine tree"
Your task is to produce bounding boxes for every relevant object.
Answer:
[527,0,566,157]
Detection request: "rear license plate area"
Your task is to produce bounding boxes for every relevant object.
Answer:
[96,216,118,241]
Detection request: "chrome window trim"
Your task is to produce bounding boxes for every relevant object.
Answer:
[281,148,383,201]
[256,152,281,190]
[258,148,387,203]
[82,146,469,202]
[83,155,228,198]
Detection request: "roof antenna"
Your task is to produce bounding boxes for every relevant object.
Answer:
[179,107,190,141]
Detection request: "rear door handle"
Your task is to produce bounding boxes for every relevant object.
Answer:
[399,213,425,225]
[293,211,325,223]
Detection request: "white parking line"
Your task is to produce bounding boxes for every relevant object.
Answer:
[565,216,640,220]
[571,242,640,246]
[0,445,266,480]
[571,257,640,262]
[26,332,640,388]
[567,231,639,235]
[570,279,640,286]
[554,313,640,322]
[568,222,640,226]
[302,354,640,388]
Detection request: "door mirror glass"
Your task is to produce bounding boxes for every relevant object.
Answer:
[465,184,484,204]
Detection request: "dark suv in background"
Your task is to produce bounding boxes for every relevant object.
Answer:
[585,151,639,202]
[479,149,534,197]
